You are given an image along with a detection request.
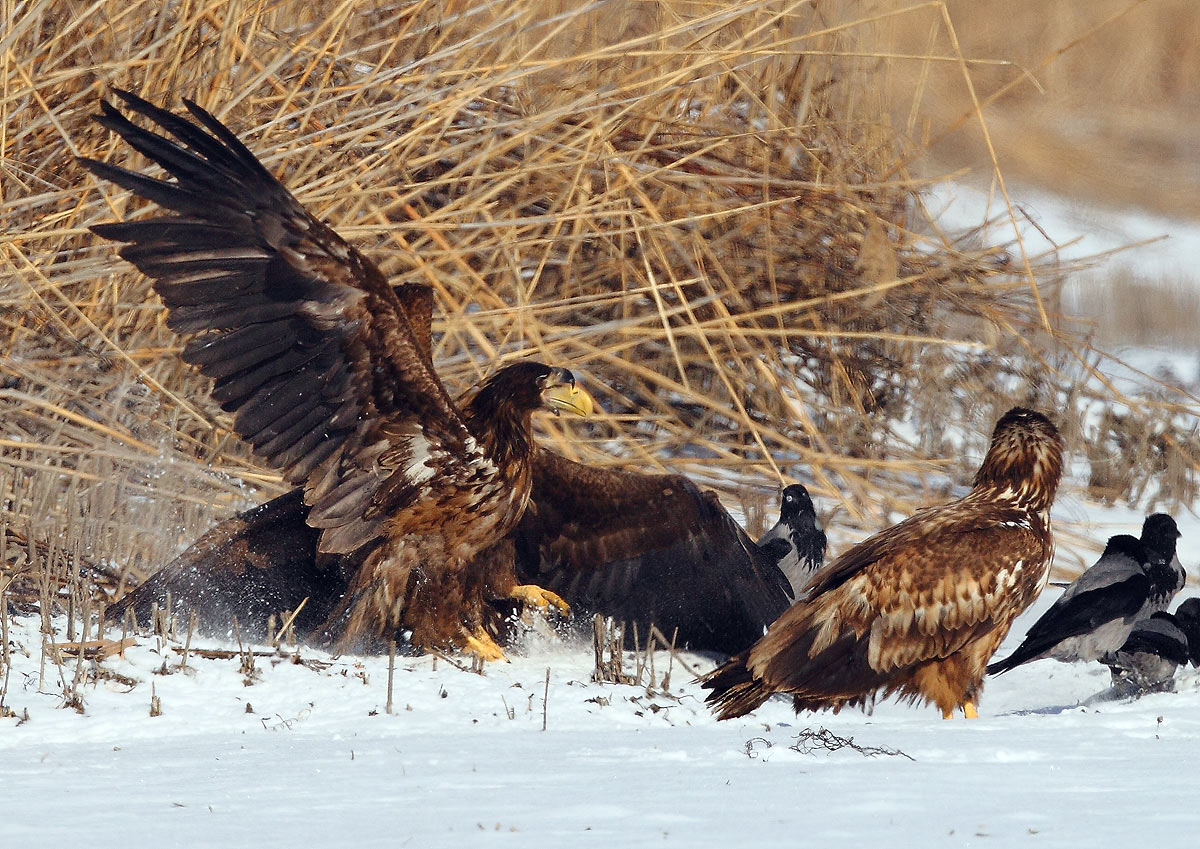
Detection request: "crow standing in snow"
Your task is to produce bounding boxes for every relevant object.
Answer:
[988,514,1185,675]
[1101,598,1200,697]
[755,484,827,595]
[1140,513,1188,600]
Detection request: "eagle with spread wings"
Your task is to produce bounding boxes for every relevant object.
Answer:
[83,90,596,661]
[704,408,1064,719]
[113,450,795,655]
[90,91,794,656]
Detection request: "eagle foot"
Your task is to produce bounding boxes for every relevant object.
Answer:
[509,584,571,616]
[941,701,979,720]
[461,625,508,663]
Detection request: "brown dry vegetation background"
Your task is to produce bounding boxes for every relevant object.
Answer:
[3,0,1200,621]
[886,0,1200,218]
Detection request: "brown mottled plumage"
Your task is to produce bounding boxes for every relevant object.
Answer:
[84,91,592,659]
[97,196,794,654]
[704,408,1064,719]
[107,440,794,656]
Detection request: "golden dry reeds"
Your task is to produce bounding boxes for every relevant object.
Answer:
[2,0,1198,624]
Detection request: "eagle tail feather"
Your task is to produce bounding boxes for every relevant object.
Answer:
[701,658,775,719]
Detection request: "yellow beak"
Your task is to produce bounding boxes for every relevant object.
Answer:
[542,381,595,418]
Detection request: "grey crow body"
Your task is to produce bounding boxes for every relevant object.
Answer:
[988,514,1184,675]
[1101,598,1200,697]
[755,484,827,596]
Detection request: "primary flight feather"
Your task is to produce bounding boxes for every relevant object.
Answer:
[93,91,791,657]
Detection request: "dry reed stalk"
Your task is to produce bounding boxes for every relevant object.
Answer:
[0,577,11,714]
[386,640,396,715]
[2,0,1197,627]
[180,611,197,670]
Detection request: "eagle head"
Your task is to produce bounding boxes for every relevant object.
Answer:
[539,367,595,418]
[972,407,1064,511]
[470,362,594,421]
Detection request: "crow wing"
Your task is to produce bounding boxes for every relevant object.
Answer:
[987,541,1150,674]
[1115,613,1191,667]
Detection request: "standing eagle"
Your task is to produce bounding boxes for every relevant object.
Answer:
[91,91,794,656]
[704,408,1064,720]
[81,90,595,660]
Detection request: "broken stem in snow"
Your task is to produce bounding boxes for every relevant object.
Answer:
[386,640,396,715]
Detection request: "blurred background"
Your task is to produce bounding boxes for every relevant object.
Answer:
[884,0,1200,346]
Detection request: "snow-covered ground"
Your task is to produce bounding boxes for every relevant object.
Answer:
[4,578,1200,848]
[927,180,1200,286]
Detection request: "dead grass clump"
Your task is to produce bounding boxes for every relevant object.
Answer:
[591,615,684,699]
[2,0,1199,630]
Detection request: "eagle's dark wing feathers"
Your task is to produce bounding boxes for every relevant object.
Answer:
[514,450,793,653]
[108,489,336,639]
[81,91,482,557]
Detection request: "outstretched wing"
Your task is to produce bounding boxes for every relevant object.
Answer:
[108,446,790,653]
[394,282,436,368]
[513,450,793,654]
[106,489,341,640]
[81,91,483,556]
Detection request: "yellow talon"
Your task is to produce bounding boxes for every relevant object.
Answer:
[461,626,508,663]
[943,702,979,720]
[510,584,571,616]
